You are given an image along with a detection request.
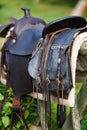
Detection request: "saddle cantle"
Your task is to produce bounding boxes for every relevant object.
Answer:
[0,24,13,37]
[42,16,87,38]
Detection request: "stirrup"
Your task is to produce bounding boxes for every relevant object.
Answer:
[10,105,29,130]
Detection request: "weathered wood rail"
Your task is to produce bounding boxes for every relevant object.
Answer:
[29,77,87,130]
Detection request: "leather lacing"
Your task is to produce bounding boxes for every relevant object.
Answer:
[36,28,71,130]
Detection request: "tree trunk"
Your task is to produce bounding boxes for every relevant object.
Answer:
[71,0,87,16]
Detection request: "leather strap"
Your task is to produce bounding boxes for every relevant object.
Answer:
[38,28,70,130]
[10,105,29,130]
[40,28,70,81]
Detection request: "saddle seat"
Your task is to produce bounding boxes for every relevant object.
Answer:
[42,16,87,38]
[5,24,44,56]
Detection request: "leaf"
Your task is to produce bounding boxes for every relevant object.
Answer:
[16,121,22,128]
[4,102,12,107]
[2,116,10,127]
[25,110,29,119]
[7,88,13,95]
[0,93,4,101]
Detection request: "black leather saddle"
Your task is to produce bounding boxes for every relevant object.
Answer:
[42,16,87,38]
[0,7,46,130]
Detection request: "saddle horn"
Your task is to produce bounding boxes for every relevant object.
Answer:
[21,7,31,17]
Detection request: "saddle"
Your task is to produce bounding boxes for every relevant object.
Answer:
[0,7,46,129]
[29,16,86,93]
[28,16,87,128]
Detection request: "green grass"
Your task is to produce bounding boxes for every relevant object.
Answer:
[0,0,74,24]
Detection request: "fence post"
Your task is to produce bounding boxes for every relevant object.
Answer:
[71,0,87,16]
[62,77,87,130]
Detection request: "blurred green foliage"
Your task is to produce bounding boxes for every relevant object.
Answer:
[0,0,75,24]
[81,111,87,130]
[42,0,78,6]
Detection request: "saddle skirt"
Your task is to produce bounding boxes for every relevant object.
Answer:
[29,28,82,79]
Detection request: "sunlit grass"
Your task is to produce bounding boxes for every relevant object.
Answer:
[0,38,4,49]
[76,82,82,94]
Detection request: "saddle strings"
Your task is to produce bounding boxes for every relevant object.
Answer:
[39,27,70,78]
[40,32,56,130]
[31,37,44,59]
[39,27,71,130]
